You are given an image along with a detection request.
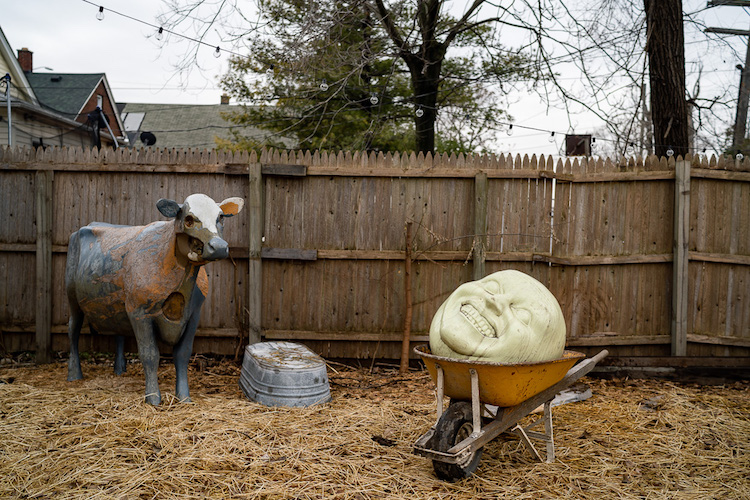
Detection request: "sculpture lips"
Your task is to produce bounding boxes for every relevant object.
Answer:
[460,304,497,338]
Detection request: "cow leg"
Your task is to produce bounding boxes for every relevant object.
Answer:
[132,319,161,405]
[173,310,201,402]
[66,306,84,381]
[114,335,127,375]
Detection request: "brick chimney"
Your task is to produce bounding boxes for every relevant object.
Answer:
[17,48,33,73]
[220,93,230,105]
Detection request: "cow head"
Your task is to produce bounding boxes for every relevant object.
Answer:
[157,194,244,264]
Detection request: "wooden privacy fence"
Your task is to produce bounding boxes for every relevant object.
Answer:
[1,146,749,366]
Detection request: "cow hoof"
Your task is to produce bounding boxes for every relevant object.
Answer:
[114,364,126,376]
[67,373,83,382]
[145,394,162,406]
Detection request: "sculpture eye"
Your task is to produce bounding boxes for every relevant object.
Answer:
[184,215,195,228]
[483,281,501,295]
[217,214,224,224]
[513,307,532,325]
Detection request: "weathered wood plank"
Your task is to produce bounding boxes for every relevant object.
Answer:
[35,170,53,364]
[247,163,263,345]
[672,160,690,356]
[261,247,318,261]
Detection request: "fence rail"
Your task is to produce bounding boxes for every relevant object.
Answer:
[1,146,749,364]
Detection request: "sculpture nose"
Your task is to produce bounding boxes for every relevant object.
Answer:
[486,292,510,314]
[204,237,229,260]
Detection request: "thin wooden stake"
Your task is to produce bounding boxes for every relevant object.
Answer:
[400,222,413,374]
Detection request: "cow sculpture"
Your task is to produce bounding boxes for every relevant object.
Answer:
[65,194,244,405]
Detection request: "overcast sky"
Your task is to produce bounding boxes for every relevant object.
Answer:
[2,0,229,105]
[2,0,749,156]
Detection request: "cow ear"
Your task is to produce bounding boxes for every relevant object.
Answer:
[157,199,182,218]
[219,197,244,217]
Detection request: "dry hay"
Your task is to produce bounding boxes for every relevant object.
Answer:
[0,357,748,499]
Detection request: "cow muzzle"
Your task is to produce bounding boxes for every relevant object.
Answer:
[201,236,229,261]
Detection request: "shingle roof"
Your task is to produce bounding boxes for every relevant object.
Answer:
[26,73,104,118]
[120,102,287,149]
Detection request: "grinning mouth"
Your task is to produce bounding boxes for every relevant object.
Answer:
[460,304,497,338]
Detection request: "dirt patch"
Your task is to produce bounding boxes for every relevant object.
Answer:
[1,357,748,499]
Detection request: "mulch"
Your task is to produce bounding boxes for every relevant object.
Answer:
[0,355,748,499]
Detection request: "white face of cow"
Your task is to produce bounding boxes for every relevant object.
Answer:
[157,194,244,263]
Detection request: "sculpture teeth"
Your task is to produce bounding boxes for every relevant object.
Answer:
[188,251,200,261]
[460,304,496,338]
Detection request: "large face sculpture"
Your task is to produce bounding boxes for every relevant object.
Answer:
[429,270,566,363]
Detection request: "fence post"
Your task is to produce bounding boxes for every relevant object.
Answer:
[35,169,53,363]
[473,172,488,280]
[247,163,263,345]
[671,159,690,356]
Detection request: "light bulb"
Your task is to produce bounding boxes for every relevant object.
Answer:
[666,147,674,157]
[591,137,596,149]
[155,27,164,41]
[370,95,379,105]
[506,124,514,136]
[214,46,221,58]
[415,106,424,118]
[96,6,105,21]
[265,64,274,76]
[320,79,329,91]
[548,131,556,143]
[737,152,744,161]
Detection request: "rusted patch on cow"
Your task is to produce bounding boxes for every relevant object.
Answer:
[162,292,185,321]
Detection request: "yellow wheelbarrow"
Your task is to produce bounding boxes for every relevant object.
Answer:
[413,345,609,481]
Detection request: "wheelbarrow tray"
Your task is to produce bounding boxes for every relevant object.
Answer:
[413,348,609,476]
[415,345,586,407]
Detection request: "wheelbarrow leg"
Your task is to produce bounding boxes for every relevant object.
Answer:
[544,401,554,462]
[470,368,482,437]
[511,400,555,463]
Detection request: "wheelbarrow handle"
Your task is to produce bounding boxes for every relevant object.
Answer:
[588,349,609,366]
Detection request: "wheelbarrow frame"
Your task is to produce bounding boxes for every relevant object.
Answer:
[413,348,609,473]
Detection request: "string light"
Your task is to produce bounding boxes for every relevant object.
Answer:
[319,79,329,91]
[213,46,221,58]
[737,152,744,160]
[415,106,424,118]
[666,147,674,157]
[506,124,513,136]
[591,137,596,149]
[547,131,556,143]
[81,0,245,58]
[266,64,274,76]
[155,27,164,41]
[370,94,379,105]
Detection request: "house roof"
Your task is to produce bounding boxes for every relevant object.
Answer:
[0,26,36,104]
[120,102,282,149]
[26,72,105,117]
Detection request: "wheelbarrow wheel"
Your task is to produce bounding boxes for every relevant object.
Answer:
[432,401,483,481]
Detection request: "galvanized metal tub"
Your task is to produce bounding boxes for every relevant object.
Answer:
[239,341,331,407]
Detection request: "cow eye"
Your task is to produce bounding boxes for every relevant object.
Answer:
[184,215,195,228]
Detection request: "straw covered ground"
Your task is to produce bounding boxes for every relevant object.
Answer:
[0,355,748,499]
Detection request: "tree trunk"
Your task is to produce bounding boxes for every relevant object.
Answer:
[644,0,689,158]
[407,46,444,154]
